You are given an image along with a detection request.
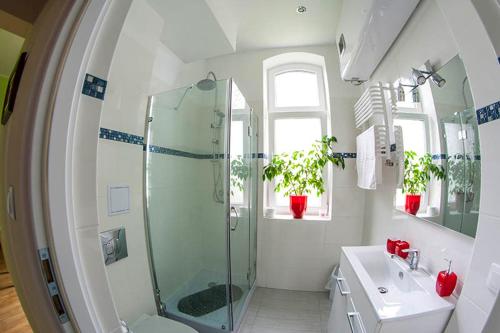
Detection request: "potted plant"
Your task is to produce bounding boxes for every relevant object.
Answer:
[262,136,345,219]
[230,156,250,196]
[447,155,476,213]
[403,150,446,215]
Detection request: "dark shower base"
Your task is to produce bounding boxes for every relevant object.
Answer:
[178,284,243,317]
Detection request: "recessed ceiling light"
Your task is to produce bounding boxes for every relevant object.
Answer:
[296,5,307,14]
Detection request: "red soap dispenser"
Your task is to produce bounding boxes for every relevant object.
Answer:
[436,259,457,297]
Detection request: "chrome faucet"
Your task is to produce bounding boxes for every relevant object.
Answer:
[402,248,420,270]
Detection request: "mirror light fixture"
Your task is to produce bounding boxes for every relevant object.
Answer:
[397,81,420,103]
[411,61,447,88]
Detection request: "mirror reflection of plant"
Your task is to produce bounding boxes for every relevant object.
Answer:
[262,136,345,196]
[230,156,250,195]
[446,155,476,195]
[403,150,446,194]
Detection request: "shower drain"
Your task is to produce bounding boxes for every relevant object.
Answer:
[378,287,388,294]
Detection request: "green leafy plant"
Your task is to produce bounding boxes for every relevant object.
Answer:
[262,136,345,196]
[446,155,476,195]
[403,150,446,194]
[230,156,250,195]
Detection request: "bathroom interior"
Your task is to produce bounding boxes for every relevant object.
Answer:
[0,0,500,333]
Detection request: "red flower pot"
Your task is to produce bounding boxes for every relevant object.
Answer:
[405,194,421,215]
[290,195,307,219]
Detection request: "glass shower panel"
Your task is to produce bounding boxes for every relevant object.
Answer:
[228,80,253,327]
[442,108,480,236]
[145,80,231,331]
[249,112,258,287]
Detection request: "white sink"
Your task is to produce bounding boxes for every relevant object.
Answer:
[342,245,455,321]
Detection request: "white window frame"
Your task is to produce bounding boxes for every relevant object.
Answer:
[230,113,250,207]
[268,63,327,113]
[265,63,330,216]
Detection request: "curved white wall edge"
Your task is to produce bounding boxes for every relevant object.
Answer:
[46,0,126,332]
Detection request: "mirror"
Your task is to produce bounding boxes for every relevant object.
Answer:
[393,55,480,238]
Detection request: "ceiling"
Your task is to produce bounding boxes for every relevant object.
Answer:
[147,0,341,63]
[232,0,341,51]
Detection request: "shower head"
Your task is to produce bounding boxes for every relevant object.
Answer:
[196,71,217,91]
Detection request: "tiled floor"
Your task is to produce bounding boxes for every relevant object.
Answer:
[238,287,331,333]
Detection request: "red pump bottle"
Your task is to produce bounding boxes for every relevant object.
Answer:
[436,259,457,297]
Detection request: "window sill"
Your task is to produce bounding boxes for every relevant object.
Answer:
[263,214,331,222]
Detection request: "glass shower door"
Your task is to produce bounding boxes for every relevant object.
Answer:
[145,80,231,331]
[228,80,255,328]
[442,108,480,236]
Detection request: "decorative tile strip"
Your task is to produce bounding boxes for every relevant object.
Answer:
[99,128,143,145]
[431,153,481,161]
[82,74,107,100]
[99,128,358,160]
[145,144,213,159]
[477,100,500,125]
[432,154,447,160]
[332,152,357,158]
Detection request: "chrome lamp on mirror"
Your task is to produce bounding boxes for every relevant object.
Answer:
[393,55,480,238]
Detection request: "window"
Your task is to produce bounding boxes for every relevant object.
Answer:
[230,82,250,206]
[264,60,330,216]
[394,113,430,209]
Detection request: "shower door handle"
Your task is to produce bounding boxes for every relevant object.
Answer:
[230,206,239,231]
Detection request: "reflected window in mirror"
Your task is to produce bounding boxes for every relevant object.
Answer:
[393,55,480,238]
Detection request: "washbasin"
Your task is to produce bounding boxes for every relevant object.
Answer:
[342,245,455,320]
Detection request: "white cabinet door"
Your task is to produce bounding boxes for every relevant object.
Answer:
[328,269,352,333]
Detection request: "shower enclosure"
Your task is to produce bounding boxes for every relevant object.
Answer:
[143,77,258,332]
[441,108,481,237]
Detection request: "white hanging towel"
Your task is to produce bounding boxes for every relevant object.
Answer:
[394,126,405,188]
[356,126,381,190]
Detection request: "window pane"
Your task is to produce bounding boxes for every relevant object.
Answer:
[274,118,321,154]
[394,118,427,207]
[231,120,244,203]
[274,71,320,108]
[273,118,322,208]
[231,81,246,110]
[394,118,427,157]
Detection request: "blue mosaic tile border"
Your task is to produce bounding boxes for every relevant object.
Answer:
[99,127,357,160]
[477,100,500,125]
[432,154,447,160]
[333,152,357,159]
[82,74,107,100]
[431,153,481,161]
[99,128,143,145]
[145,144,213,159]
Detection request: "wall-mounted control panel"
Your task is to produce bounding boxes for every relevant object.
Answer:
[100,227,128,265]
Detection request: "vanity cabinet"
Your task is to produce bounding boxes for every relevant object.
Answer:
[328,249,453,333]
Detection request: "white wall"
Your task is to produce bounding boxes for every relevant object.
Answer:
[363,0,500,331]
[199,45,364,291]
